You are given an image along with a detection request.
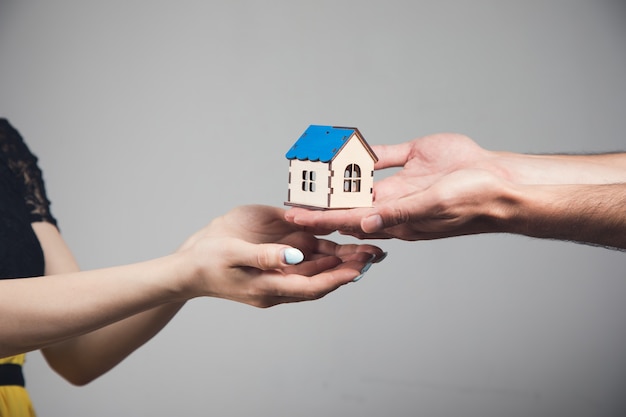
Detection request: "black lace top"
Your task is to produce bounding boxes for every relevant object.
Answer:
[0,119,57,279]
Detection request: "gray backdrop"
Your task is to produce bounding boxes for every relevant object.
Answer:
[1,1,626,416]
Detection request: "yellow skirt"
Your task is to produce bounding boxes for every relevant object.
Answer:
[0,354,36,417]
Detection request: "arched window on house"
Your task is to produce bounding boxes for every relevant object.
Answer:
[343,164,361,192]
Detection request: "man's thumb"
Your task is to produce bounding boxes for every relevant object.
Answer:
[361,203,411,233]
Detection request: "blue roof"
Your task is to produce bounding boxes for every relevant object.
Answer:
[285,125,357,163]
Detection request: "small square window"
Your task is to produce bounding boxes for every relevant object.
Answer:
[301,170,316,193]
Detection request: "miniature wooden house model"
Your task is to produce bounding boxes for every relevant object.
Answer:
[285,125,378,209]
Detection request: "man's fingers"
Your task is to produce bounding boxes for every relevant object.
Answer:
[288,207,375,231]
[372,142,413,170]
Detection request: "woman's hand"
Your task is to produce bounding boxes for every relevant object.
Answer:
[178,205,385,307]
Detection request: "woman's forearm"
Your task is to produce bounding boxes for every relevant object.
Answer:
[28,221,189,385]
[0,253,191,359]
[42,301,185,385]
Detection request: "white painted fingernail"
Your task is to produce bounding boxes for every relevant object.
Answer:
[353,260,376,282]
[360,262,373,274]
[283,248,304,265]
[353,273,365,282]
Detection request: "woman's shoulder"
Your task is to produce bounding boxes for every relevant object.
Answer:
[0,118,57,225]
[0,119,39,163]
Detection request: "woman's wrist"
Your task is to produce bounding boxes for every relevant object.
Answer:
[168,248,211,300]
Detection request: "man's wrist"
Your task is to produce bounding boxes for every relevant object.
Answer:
[483,180,527,235]
[495,182,626,249]
[498,183,554,238]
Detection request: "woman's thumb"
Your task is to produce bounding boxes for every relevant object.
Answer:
[242,243,304,270]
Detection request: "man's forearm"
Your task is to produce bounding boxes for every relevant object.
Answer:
[493,152,626,185]
[505,182,626,250]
